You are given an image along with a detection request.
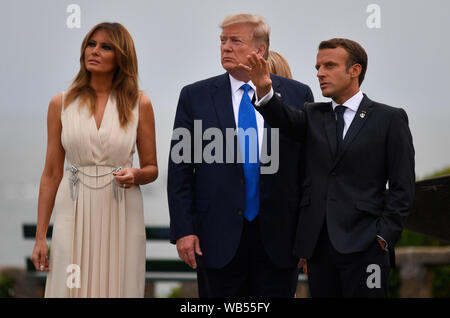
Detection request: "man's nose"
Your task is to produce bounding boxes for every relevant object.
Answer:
[317,66,324,78]
[221,40,232,51]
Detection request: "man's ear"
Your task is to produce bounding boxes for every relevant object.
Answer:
[350,64,362,79]
[256,44,267,58]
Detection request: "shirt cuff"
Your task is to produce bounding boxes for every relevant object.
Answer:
[376,235,388,251]
[254,87,274,107]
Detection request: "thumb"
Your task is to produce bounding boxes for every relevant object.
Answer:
[114,169,125,176]
[194,238,203,256]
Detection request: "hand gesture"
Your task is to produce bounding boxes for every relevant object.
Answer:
[239,52,272,99]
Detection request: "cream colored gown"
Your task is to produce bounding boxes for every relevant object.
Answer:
[44,92,146,298]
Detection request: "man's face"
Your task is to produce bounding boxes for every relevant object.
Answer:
[220,23,258,73]
[316,47,356,101]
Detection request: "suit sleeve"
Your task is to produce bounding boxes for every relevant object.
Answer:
[378,108,415,247]
[167,86,195,244]
[255,94,308,142]
[306,85,315,104]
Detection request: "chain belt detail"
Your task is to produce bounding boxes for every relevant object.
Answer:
[67,164,123,201]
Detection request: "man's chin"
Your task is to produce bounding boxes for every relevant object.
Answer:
[320,89,332,98]
[221,62,237,72]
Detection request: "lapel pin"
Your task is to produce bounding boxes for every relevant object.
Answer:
[360,110,366,118]
[275,92,282,98]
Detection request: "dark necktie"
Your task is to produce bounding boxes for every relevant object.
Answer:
[238,84,260,222]
[335,105,346,150]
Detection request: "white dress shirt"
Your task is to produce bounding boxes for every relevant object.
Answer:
[229,74,264,157]
[331,90,363,139]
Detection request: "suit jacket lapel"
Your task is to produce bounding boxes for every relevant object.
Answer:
[211,73,237,161]
[333,94,374,167]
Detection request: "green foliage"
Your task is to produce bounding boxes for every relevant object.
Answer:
[421,166,450,179]
[432,266,450,298]
[387,268,400,298]
[397,230,448,248]
[0,274,15,298]
[168,285,182,298]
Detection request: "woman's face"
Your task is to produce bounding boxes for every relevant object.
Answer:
[84,29,117,75]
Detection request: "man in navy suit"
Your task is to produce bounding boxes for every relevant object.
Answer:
[167,14,313,297]
[244,38,415,297]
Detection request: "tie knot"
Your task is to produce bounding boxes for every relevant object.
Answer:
[335,105,346,115]
[241,83,251,94]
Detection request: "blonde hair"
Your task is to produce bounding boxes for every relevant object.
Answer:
[220,14,270,59]
[268,51,293,79]
[65,22,140,128]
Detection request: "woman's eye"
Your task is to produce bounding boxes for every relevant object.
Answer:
[87,41,96,47]
[102,44,112,51]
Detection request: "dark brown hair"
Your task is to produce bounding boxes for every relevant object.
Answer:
[319,38,368,86]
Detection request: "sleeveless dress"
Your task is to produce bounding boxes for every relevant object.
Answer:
[44,92,146,297]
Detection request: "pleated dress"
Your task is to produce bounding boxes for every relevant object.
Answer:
[44,92,146,297]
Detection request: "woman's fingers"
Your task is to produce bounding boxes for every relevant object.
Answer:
[31,254,39,271]
[39,246,49,271]
[32,247,48,271]
[114,168,134,188]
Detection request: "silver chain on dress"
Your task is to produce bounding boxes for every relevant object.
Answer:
[67,165,123,201]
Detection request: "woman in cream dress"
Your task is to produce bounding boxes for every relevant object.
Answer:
[30,22,158,297]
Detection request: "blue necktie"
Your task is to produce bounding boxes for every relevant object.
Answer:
[238,84,260,222]
[335,105,346,151]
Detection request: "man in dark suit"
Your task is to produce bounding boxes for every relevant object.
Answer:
[167,14,313,297]
[243,38,415,297]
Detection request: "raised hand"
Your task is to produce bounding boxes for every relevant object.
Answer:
[239,52,272,99]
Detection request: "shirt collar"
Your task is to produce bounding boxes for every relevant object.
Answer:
[229,74,256,94]
[331,90,364,112]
